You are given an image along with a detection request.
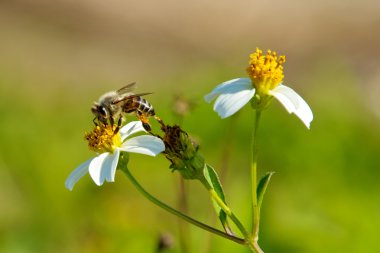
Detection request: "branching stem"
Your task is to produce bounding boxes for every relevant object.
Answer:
[120,166,246,245]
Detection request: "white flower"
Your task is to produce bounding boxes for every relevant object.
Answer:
[65,121,165,190]
[204,48,313,129]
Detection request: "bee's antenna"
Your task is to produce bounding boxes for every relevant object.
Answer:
[93,117,97,126]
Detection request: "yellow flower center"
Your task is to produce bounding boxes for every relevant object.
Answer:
[85,125,121,153]
[246,48,286,95]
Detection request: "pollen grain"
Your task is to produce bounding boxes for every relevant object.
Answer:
[246,48,286,94]
[85,124,121,153]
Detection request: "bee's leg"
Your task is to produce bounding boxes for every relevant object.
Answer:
[137,111,152,132]
[113,116,123,134]
[97,115,107,126]
[109,115,115,126]
[154,115,165,128]
[142,122,151,132]
[108,116,119,133]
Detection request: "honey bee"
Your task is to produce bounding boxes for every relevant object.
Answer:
[91,82,156,132]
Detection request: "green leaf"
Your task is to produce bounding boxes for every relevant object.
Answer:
[203,164,234,235]
[257,172,274,210]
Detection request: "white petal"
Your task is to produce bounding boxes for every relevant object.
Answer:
[120,135,165,156]
[270,84,313,129]
[213,88,255,118]
[89,152,111,186]
[102,150,120,182]
[204,78,252,103]
[65,158,93,191]
[119,121,146,141]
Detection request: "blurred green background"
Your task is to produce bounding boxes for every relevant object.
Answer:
[1,0,379,252]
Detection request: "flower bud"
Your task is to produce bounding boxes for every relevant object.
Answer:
[161,125,205,180]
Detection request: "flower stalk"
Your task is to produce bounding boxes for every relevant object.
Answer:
[177,178,190,253]
[118,156,246,245]
[198,177,250,240]
[250,110,263,252]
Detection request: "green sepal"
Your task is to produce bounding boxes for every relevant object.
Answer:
[257,172,274,210]
[203,164,234,235]
[117,151,130,172]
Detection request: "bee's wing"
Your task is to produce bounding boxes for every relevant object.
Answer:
[112,92,153,104]
[116,82,137,95]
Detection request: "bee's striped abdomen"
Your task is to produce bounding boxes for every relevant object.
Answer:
[137,97,155,116]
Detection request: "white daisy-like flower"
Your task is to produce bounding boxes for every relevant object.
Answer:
[65,121,165,190]
[204,48,313,129]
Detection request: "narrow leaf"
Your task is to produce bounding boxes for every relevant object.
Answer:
[257,172,275,210]
[203,164,234,235]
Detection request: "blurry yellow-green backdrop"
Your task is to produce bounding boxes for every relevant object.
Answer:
[1,0,379,252]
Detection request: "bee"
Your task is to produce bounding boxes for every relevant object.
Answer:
[91,82,156,132]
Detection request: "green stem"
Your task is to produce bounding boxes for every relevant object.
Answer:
[177,177,190,253]
[208,188,250,239]
[176,118,190,253]
[251,110,262,251]
[120,166,246,245]
[201,178,260,252]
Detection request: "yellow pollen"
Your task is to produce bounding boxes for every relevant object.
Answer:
[246,48,286,95]
[85,124,121,153]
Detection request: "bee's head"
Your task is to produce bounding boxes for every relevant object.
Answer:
[92,103,108,118]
